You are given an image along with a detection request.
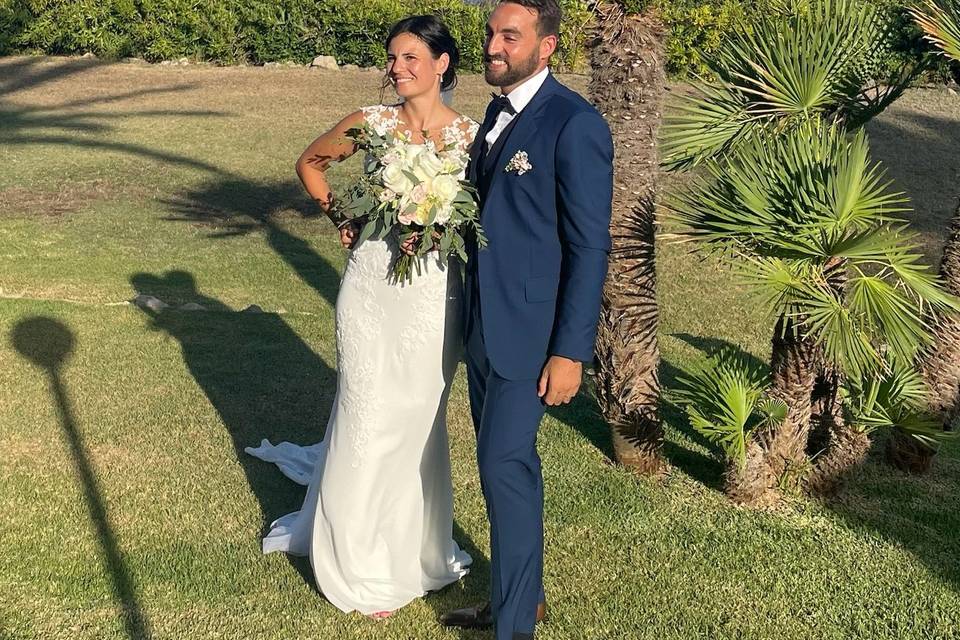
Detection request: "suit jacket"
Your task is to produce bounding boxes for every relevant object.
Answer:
[465,73,614,381]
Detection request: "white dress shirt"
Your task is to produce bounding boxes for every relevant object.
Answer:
[485,66,550,152]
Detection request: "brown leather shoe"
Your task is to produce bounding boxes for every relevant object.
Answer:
[439,602,547,629]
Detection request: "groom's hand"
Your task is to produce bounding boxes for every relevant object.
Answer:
[538,356,582,405]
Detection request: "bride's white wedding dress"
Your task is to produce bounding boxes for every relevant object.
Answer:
[246,105,479,615]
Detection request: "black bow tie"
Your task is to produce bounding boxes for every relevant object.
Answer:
[490,93,516,116]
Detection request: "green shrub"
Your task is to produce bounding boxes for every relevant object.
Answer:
[16,0,138,58]
[0,0,31,55]
[132,0,240,62]
[656,0,757,77]
[0,0,948,79]
[237,0,332,65]
[656,0,954,80]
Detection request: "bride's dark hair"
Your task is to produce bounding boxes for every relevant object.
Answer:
[384,15,460,93]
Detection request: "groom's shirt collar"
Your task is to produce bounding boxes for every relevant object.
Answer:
[485,66,550,153]
[500,66,550,114]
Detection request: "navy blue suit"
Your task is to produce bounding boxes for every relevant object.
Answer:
[464,73,613,640]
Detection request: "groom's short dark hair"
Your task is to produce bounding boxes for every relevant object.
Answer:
[498,0,562,37]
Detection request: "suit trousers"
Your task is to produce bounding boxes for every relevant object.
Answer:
[465,301,547,640]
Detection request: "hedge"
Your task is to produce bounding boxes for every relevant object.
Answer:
[0,0,948,79]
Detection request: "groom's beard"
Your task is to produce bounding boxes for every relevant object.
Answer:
[484,48,540,88]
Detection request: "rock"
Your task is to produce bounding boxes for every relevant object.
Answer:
[948,86,957,96]
[121,57,143,64]
[81,52,96,59]
[242,304,264,314]
[310,55,339,71]
[341,64,360,72]
[363,66,381,74]
[179,302,206,311]
[159,60,173,66]
[177,57,189,65]
[284,60,301,67]
[133,294,169,312]
[264,61,280,68]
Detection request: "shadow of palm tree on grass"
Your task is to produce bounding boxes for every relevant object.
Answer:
[0,56,100,97]
[0,56,230,178]
[824,433,960,591]
[867,109,960,263]
[160,177,341,308]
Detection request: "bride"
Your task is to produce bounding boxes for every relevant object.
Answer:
[245,15,478,619]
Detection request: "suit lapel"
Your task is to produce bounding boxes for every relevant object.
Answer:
[469,100,499,185]
[482,74,559,204]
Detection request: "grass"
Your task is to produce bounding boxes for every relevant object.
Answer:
[1,55,960,640]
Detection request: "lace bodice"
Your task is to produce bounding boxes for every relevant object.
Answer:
[360,104,479,156]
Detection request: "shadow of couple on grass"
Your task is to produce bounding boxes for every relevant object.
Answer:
[134,176,492,626]
[128,266,493,626]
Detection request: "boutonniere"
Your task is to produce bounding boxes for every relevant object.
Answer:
[504,150,532,175]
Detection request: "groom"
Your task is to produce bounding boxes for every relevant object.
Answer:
[441,1,613,638]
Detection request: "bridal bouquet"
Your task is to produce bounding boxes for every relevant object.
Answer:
[334,122,486,282]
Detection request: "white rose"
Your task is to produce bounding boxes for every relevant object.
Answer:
[382,163,413,195]
[413,150,444,183]
[403,144,424,165]
[432,174,460,205]
[434,204,453,225]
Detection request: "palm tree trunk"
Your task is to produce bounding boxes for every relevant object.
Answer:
[728,316,819,504]
[886,427,936,474]
[750,317,822,502]
[725,439,779,507]
[807,258,871,492]
[921,201,960,431]
[806,395,871,494]
[588,1,667,475]
[886,202,960,473]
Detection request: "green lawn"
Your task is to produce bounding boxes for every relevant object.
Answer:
[1,56,959,640]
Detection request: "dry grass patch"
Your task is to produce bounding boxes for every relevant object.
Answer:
[0,179,128,217]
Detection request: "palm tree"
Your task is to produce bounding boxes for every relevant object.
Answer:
[911,0,960,83]
[674,350,787,504]
[587,0,667,475]
[660,0,919,171]
[909,0,960,439]
[666,121,956,503]
[660,0,938,501]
